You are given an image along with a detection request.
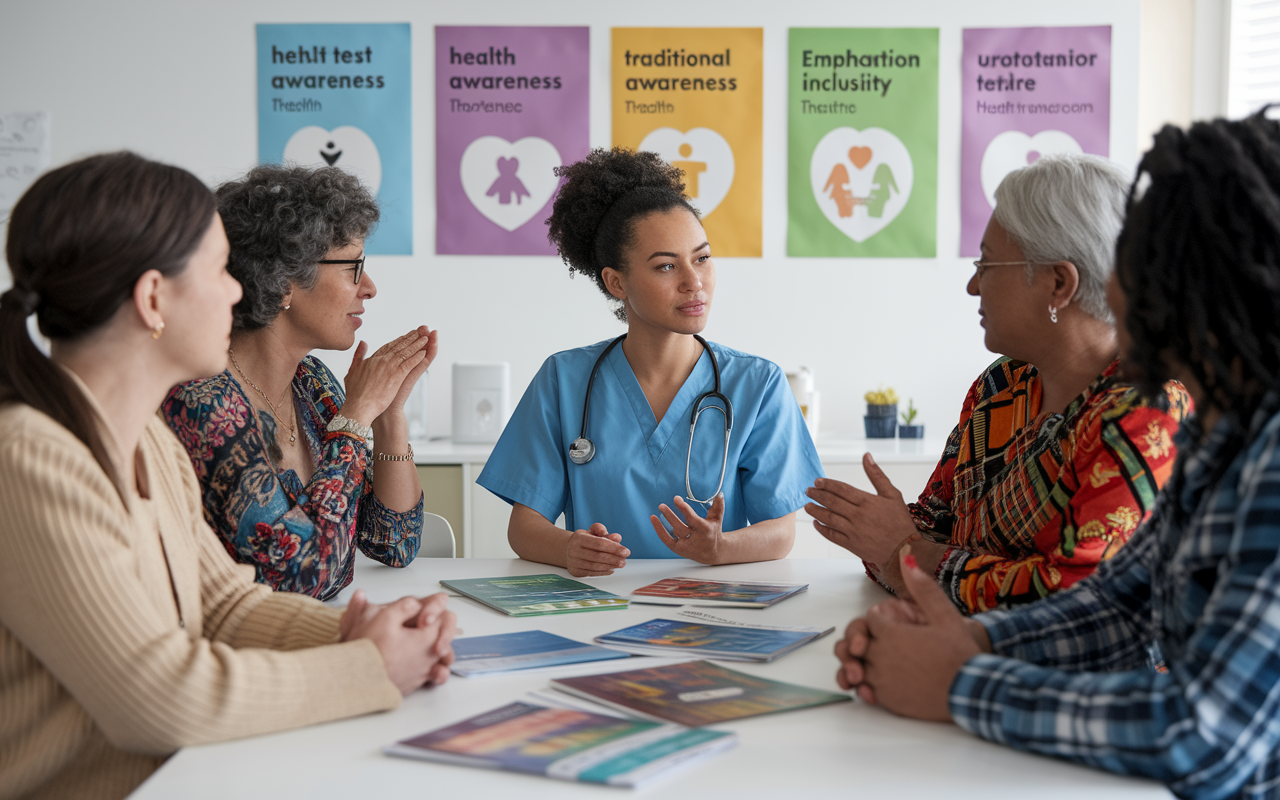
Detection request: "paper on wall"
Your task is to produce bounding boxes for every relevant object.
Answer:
[0,112,51,221]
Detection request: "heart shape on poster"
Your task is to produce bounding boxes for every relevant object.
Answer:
[637,127,735,217]
[980,130,1082,208]
[283,126,383,194]
[809,127,914,243]
[459,136,562,232]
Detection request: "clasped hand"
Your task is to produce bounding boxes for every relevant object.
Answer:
[341,326,438,426]
[834,548,988,721]
[339,589,456,695]
[651,494,725,564]
[565,523,631,577]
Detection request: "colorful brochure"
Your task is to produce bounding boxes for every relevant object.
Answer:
[550,660,850,726]
[440,574,628,616]
[385,702,736,788]
[451,630,632,677]
[630,577,808,608]
[594,617,834,662]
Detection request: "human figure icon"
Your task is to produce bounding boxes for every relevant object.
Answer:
[823,163,857,218]
[672,143,708,198]
[864,163,898,218]
[486,156,531,205]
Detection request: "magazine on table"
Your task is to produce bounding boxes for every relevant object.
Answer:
[548,660,851,726]
[629,577,809,608]
[385,701,736,788]
[594,615,834,662]
[450,630,632,677]
[440,573,628,616]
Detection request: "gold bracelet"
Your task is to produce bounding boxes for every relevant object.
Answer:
[376,443,415,462]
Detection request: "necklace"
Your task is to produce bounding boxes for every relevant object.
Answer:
[228,348,297,444]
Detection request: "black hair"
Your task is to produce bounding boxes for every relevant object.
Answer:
[546,148,697,320]
[1116,108,1280,432]
[0,151,214,487]
[216,164,378,331]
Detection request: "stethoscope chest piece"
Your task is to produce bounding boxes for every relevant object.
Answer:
[568,437,595,465]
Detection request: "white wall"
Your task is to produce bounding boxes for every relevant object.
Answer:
[1,0,1141,440]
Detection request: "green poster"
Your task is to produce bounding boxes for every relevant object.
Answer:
[788,28,938,257]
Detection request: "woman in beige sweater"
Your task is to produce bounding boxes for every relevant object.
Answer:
[0,152,457,800]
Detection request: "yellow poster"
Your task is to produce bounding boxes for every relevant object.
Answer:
[612,28,762,257]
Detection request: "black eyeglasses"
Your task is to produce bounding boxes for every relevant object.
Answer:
[318,255,365,284]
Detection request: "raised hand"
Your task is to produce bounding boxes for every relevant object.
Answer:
[651,494,726,564]
[340,327,435,426]
[566,523,630,577]
[805,452,918,567]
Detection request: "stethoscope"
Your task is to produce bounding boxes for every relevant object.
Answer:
[568,334,734,505]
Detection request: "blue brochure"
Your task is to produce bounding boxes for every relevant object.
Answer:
[451,630,631,677]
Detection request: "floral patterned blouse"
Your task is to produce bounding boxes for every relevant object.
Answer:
[161,355,422,601]
[901,357,1191,615]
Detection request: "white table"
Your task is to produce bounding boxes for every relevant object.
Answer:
[129,557,1170,799]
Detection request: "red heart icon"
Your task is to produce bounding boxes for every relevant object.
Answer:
[848,147,873,169]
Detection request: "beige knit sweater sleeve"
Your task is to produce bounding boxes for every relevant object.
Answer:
[0,412,402,759]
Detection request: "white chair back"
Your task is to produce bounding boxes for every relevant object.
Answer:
[419,511,456,558]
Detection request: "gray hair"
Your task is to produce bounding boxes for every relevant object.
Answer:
[992,153,1129,323]
[216,164,379,331]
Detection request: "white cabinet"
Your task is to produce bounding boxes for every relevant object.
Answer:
[413,436,945,559]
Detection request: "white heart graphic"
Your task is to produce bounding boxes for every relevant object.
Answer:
[459,136,562,232]
[637,127,735,217]
[283,125,382,195]
[809,127,913,244]
[980,130,1082,208]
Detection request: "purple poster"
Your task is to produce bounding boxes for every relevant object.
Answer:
[960,26,1111,256]
[435,27,589,255]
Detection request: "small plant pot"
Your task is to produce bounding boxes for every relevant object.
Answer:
[898,424,924,439]
[865,403,897,419]
[864,415,897,438]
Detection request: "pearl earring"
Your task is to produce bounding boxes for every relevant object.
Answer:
[1049,306,1059,324]
[151,321,165,340]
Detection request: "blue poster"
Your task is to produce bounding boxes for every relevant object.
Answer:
[257,23,412,255]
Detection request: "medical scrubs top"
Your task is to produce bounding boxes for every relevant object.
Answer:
[477,338,825,558]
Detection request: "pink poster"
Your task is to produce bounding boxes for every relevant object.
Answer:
[960,26,1111,256]
[435,27,589,255]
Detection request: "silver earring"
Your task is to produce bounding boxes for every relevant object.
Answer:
[283,304,291,311]
[1049,305,1059,324]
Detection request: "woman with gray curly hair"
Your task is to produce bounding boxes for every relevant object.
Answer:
[806,153,1191,613]
[162,164,433,600]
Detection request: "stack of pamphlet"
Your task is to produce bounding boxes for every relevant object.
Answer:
[440,573,628,616]
[629,577,808,608]
[385,702,736,788]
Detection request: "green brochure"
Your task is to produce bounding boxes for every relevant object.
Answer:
[441,574,629,616]
[788,27,938,257]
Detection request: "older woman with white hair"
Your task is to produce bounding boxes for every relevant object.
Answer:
[805,153,1191,614]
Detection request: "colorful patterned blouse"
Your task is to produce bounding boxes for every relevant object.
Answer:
[907,357,1191,615]
[161,355,422,601]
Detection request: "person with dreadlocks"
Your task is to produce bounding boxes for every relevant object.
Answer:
[833,109,1280,799]
[476,148,823,577]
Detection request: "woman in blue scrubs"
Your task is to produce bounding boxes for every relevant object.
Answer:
[478,148,823,577]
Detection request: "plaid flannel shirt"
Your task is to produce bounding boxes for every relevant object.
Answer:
[950,399,1280,800]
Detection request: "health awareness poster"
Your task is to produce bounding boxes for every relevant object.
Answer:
[257,24,412,255]
[436,27,589,255]
[613,28,763,258]
[788,29,938,258]
[960,26,1111,256]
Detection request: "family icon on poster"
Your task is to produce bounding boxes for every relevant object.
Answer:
[809,127,913,243]
[638,127,735,217]
[283,125,383,194]
[460,135,562,232]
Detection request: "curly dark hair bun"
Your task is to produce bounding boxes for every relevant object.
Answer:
[546,148,697,317]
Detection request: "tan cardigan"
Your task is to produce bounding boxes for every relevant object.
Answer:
[0,399,402,800]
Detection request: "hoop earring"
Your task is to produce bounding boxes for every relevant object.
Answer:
[1048,306,1059,324]
[151,321,165,340]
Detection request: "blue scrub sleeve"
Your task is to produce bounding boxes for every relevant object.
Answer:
[735,364,825,524]
[476,357,570,524]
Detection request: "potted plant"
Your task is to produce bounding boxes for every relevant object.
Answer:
[863,386,898,438]
[898,399,924,439]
